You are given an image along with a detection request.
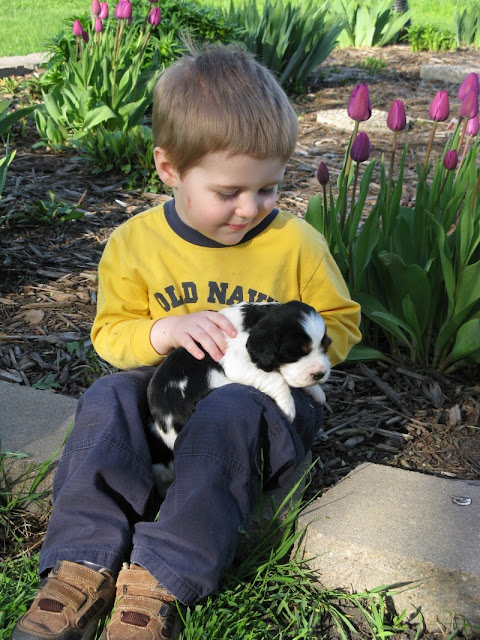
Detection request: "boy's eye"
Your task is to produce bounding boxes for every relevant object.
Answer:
[215,187,276,201]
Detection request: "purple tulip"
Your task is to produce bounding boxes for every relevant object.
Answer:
[458,73,479,101]
[350,132,371,163]
[92,0,101,16]
[347,84,372,122]
[94,16,103,32]
[148,6,161,26]
[387,99,406,132]
[99,1,109,18]
[443,150,458,171]
[460,89,479,119]
[429,91,449,122]
[114,0,132,19]
[81,30,89,43]
[466,115,480,137]
[73,19,84,37]
[316,161,329,186]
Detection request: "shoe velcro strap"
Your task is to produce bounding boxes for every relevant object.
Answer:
[53,560,107,590]
[42,577,89,610]
[117,594,169,617]
[117,567,159,589]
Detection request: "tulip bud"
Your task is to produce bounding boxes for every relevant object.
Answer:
[466,115,480,137]
[316,161,329,186]
[443,150,458,171]
[114,0,132,19]
[429,91,449,122]
[460,89,479,119]
[92,0,101,15]
[73,19,84,37]
[458,72,479,101]
[82,29,89,43]
[148,6,161,26]
[149,0,159,2]
[350,132,371,163]
[347,84,371,122]
[99,1,109,18]
[94,16,103,32]
[387,99,406,132]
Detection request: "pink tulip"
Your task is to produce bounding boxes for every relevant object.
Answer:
[347,84,371,122]
[316,161,329,186]
[99,2,109,18]
[443,150,458,171]
[429,91,449,122]
[458,73,479,101]
[73,19,84,37]
[148,6,161,26]
[94,17,103,32]
[92,0,101,16]
[460,89,479,119]
[466,115,480,137]
[114,0,132,19]
[387,99,406,132]
[350,132,371,163]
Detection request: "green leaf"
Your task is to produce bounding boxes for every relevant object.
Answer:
[443,318,480,368]
[345,345,390,362]
[83,104,118,130]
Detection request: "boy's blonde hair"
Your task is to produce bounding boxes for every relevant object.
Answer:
[152,44,299,176]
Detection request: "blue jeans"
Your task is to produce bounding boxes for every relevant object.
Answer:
[39,367,322,604]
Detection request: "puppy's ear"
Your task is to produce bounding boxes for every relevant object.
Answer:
[246,323,279,371]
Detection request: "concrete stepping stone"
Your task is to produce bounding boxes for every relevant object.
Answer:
[297,462,480,631]
[420,64,480,84]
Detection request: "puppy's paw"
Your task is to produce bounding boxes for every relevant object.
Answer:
[280,395,296,423]
[306,384,326,405]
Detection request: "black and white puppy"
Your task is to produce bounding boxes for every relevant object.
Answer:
[147,300,331,459]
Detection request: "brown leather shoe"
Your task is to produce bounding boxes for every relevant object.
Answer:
[102,564,181,640]
[12,560,116,640]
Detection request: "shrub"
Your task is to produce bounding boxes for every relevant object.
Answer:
[404,24,456,51]
[329,0,412,48]
[223,0,344,90]
[306,79,480,373]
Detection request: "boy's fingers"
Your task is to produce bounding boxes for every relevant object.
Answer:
[209,311,237,338]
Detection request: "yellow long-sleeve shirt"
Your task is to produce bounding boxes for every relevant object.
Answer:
[91,200,361,370]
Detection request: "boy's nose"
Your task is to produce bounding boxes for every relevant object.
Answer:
[235,194,259,219]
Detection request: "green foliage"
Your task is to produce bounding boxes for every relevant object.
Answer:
[359,57,389,73]
[0,100,37,137]
[74,124,158,190]
[35,14,162,147]
[405,23,456,51]
[329,0,413,48]
[306,114,480,373]
[18,190,85,226]
[0,139,16,206]
[454,4,480,48]
[0,554,40,638]
[224,0,343,89]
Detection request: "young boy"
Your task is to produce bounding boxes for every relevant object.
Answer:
[13,45,361,640]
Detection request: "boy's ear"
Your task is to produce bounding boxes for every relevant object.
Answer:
[154,147,179,188]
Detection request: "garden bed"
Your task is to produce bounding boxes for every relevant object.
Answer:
[1,44,480,522]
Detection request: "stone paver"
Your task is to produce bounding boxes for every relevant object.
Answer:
[420,64,480,84]
[0,380,77,461]
[0,52,48,77]
[297,462,480,631]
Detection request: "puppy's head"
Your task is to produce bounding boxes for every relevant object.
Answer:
[245,301,331,387]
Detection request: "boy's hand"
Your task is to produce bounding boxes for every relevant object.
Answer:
[150,311,237,362]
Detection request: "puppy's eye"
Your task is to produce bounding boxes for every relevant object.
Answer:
[321,334,332,351]
[302,342,312,354]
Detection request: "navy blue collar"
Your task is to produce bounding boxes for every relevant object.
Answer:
[163,199,278,248]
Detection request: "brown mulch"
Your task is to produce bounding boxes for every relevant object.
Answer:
[0,49,479,636]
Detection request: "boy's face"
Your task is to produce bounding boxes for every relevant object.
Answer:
[155,151,286,245]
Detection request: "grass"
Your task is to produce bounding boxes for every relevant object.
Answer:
[0,0,467,58]
[0,453,430,640]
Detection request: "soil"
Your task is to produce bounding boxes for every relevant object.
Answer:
[1,45,479,638]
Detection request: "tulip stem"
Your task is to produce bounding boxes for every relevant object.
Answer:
[349,161,360,224]
[456,136,470,177]
[470,169,480,211]
[340,121,359,229]
[456,119,468,158]
[423,121,438,178]
[386,131,398,230]
[322,184,328,242]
